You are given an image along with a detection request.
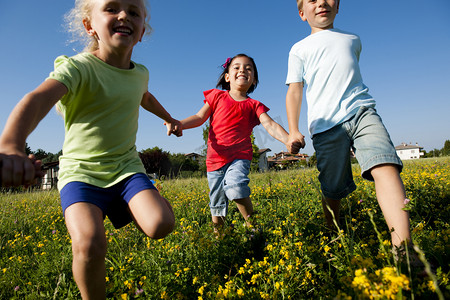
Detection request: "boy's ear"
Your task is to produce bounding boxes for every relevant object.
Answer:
[299,10,307,21]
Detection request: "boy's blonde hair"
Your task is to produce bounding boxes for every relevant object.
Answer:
[297,0,340,11]
[65,0,152,52]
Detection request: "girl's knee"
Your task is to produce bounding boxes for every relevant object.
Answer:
[130,192,175,239]
[140,215,174,239]
[71,236,107,261]
[136,204,175,239]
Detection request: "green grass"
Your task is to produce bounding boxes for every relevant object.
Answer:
[1,157,449,299]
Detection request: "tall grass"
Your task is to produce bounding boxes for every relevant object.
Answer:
[1,158,449,299]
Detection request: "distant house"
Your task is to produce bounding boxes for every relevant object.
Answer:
[268,151,309,169]
[257,148,271,172]
[395,143,424,160]
[185,152,204,162]
[41,161,59,190]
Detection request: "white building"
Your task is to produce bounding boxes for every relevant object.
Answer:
[258,148,271,172]
[395,143,424,160]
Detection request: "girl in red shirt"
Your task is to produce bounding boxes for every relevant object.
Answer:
[180,54,302,232]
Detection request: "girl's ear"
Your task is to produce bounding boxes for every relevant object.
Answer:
[224,73,230,83]
[83,19,95,36]
[139,28,145,42]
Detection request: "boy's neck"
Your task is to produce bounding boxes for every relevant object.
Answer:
[311,25,334,34]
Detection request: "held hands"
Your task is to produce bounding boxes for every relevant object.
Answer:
[0,149,44,187]
[164,118,183,137]
[286,131,306,154]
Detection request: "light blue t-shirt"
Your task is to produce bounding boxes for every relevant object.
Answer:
[286,28,376,136]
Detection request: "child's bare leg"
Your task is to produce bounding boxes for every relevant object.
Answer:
[64,203,107,300]
[212,215,225,228]
[322,196,341,231]
[128,189,175,239]
[370,164,411,248]
[234,197,254,226]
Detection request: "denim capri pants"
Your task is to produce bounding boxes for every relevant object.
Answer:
[312,106,403,200]
[207,159,251,217]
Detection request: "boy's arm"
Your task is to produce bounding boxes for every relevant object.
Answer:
[0,79,67,187]
[180,103,211,130]
[141,91,182,137]
[286,82,306,154]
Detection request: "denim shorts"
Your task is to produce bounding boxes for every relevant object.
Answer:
[312,106,402,200]
[207,159,251,217]
[60,173,156,229]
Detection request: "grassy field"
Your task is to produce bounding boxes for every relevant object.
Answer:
[1,157,449,299]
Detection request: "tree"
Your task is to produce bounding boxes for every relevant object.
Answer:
[168,153,200,177]
[33,148,48,161]
[25,143,32,155]
[139,147,202,178]
[443,140,450,156]
[250,134,260,171]
[42,150,62,163]
[139,147,170,177]
[202,124,209,156]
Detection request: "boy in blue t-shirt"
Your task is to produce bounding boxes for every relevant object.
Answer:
[285,0,414,254]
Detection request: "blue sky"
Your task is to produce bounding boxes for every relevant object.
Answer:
[1,1,449,157]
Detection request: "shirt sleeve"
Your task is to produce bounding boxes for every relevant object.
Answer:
[48,55,81,95]
[285,48,304,85]
[203,89,221,110]
[250,100,270,127]
[47,55,82,113]
[255,102,270,117]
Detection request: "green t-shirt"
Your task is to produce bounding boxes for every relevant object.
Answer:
[48,52,148,190]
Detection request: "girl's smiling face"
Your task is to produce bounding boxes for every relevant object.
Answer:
[225,56,257,93]
[84,0,146,53]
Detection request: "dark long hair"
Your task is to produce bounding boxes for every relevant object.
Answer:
[216,54,259,95]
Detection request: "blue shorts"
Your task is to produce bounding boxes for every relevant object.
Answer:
[60,173,157,229]
[312,106,402,200]
[207,159,251,217]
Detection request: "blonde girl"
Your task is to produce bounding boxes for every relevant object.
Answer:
[0,0,179,298]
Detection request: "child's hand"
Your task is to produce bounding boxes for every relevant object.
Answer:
[164,118,183,137]
[0,150,44,187]
[287,132,305,154]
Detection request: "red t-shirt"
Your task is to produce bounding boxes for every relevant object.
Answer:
[204,89,269,172]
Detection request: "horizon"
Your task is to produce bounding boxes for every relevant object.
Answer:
[1,1,449,157]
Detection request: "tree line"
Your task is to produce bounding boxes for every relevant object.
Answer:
[422,140,450,158]
[25,143,203,179]
[24,139,450,179]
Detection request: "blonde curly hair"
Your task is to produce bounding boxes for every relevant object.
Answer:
[64,0,152,52]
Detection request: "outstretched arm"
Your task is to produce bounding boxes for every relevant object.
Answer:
[180,103,211,130]
[0,79,67,187]
[141,91,182,137]
[259,113,303,152]
[259,113,289,145]
[285,82,306,154]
